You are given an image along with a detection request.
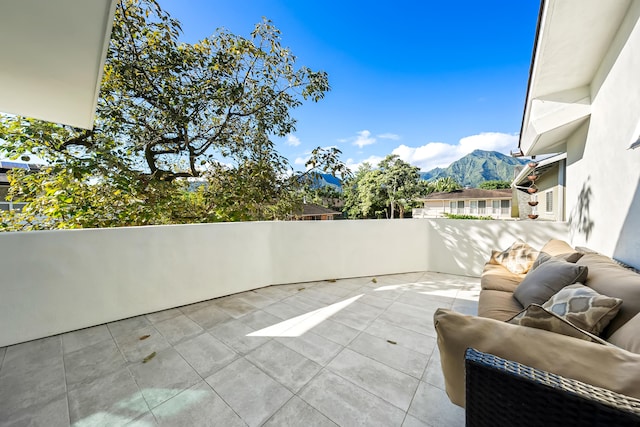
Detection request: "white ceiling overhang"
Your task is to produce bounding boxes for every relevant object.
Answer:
[0,0,117,130]
[519,0,632,156]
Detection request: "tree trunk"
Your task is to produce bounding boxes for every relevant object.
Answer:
[389,200,395,219]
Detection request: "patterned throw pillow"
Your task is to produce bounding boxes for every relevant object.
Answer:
[507,304,608,345]
[542,284,623,336]
[491,240,539,274]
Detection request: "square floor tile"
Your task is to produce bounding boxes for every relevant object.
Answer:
[348,332,428,378]
[236,291,277,308]
[310,319,360,346]
[152,380,245,426]
[276,332,343,366]
[246,340,321,393]
[263,396,336,427]
[238,310,283,330]
[408,381,465,427]
[299,369,405,427]
[327,348,419,411]
[0,361,66,417]
[1,394,70,427]
[113,325,171,364]
[62,325,113,354]
[174,333,237,378]
[184,305,232,329]
[365,319,437,355]
[2,336,62,374]
[108,316,152,338]
[65,338,127,390]
[208,319,269,354]
[128,348,201,409]
[68,368,148,426]
[145,308,182,324]
[214,296,258,318]
[154,314,204,345]
[206,358,292,427]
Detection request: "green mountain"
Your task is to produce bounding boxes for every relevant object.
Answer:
[420,150,528,187]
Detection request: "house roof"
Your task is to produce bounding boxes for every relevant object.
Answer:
[420,188,512,201]
[295,203,342,217]
[512,152,566,187]
[0,0,117,129]
[518,0,632,156]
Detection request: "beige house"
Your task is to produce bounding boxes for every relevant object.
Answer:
[413,188,512,219]
[512,153,566,221]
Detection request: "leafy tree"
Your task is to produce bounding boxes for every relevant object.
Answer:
[478,180,511,190]
[377,155,422,218]
[430,177,462,193]
[343,155,425,219]
[0,0,346,230]
[343,163,385,219]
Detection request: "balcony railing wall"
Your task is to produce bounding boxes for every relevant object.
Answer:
[0,219,568,346]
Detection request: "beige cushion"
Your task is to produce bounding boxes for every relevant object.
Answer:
[490,240,539,274]
[477,290,523,321]
[508,304,608,344]
[480,263,524,293]
[579,253,640,337]
[434,308,640,407]
[513,257,588,307]
[540,239,578,257]
[542,283,622,336]
[609,312,640,354]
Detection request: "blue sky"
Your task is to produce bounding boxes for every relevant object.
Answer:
[163,0,540,172]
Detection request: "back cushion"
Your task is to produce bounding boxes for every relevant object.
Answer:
[540,239,578,257]
[578,253,640,337]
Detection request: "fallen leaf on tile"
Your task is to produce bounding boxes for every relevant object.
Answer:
[387,340,397,345]
[372,278,378,283]
[142,352,156,363]
[139,335,151,341]
[327,279,337,283]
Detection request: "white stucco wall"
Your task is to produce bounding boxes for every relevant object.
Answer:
[0,220,568,346]
[565,1,640,268]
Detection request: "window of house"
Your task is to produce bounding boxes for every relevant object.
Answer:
[546,191,553,213]
[470,200,478,214]
[457,201,464,213]
[492,200,500,213]
[478,200,486,214]
[500,200,510,215]
[449,201,456,212]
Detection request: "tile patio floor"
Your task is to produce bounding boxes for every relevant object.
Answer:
[0,271,480,427]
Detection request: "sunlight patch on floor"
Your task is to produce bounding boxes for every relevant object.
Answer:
[247,294,363,337]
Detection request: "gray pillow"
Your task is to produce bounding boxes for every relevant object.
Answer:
[513,257,588,307]
[531,251,584,271]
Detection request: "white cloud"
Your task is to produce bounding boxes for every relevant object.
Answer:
[346,155,384,171]
[294,157,308,166]
[391,132,518,172]
[377,133,400,141]
[353,130,376,148]
[457,132,517,154]
[286,135,301,147]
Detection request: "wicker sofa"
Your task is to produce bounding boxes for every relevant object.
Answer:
[434,239,640,414]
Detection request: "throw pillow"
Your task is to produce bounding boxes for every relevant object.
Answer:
[531,251,584,271]
[507,303,608,344]
[491,240,539,274]
[542,284,623,336]
[513,257,588,307]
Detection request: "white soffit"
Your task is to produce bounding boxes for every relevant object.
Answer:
[520,0,632,155]
[0,0,117,130]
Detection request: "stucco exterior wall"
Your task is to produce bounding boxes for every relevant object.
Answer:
[0,220,568,346]
[565,2,640,268]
